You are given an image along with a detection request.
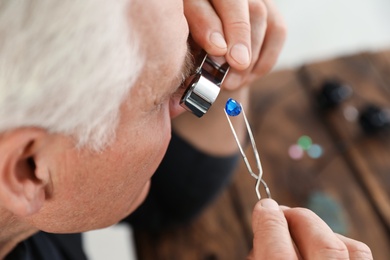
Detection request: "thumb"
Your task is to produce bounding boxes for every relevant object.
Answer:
[251,199,297,259]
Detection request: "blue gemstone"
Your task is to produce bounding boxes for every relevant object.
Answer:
[225,98,242,116]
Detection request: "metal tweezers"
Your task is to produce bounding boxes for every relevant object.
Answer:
[224,100,271,200]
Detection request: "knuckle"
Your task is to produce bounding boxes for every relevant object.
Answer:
[274,21,288,40]
[318,244,349,260]
[348,241,373,259]
[227,19,251,34]
[249,0,268,19]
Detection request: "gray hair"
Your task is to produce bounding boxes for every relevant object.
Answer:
[0,0,143,150]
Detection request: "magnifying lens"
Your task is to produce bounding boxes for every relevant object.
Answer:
[180,49,230,117]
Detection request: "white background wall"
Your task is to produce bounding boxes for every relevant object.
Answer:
[275,0,390,69]
[83,1,390,259]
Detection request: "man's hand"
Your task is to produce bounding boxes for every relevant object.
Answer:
[184,0,286,90]
[249,199,373,259]
[174,0,286,155]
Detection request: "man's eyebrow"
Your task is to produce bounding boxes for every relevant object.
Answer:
[175,46,195,87]
[165,45,195,99]
[182,48,196,80]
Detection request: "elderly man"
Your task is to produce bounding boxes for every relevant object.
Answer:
[0,0,372,259]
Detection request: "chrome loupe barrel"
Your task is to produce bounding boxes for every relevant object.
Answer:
[180,52,230,117]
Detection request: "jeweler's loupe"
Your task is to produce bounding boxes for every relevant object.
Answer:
[180,50,230,117]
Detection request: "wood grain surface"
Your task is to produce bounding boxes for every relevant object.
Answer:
[134,51,390,260]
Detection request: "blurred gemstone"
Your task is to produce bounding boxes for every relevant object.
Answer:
[288,144,304,160]
[343,105,358,122]
[307,191,348,235]
[225,98,242,116]
[297,135,312,150]
[308,144,323,159]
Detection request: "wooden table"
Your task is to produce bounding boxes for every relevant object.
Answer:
[134,51,390,260]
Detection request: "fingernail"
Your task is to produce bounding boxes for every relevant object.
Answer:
[210,32,227,49]
[261,199,279,211]
[230,44,250,66]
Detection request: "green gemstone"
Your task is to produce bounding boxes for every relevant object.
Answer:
[297,135,312,150]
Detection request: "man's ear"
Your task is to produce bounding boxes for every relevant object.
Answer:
[0,128,50,217]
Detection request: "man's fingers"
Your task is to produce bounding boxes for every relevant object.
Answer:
[253,203,373,259]
[251,0,287,78]
[185,0,286,91]
[211,0,251,70]
[184,0,227,56]
[284,208,350,260]
[248,0,268,66]
[252,199,298,259]
[222,0,267,90]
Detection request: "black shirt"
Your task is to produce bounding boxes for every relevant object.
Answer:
[5,233,86,260]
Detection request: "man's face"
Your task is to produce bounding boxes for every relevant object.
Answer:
[29,0,190,232]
